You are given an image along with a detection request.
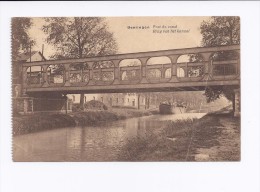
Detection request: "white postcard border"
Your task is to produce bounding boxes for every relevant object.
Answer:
[0,1,260,192]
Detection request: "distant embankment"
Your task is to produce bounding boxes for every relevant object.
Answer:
[13,108,155,136]
[13,114,76,136]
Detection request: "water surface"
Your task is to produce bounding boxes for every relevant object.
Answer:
[13,113,206,161]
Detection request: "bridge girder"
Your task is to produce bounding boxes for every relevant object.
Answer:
[20,45,240,95]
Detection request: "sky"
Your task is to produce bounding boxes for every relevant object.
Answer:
[29,17,210,59]
[28,17,211,101]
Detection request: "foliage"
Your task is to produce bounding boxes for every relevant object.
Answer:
[200,16,240,102]
[118,112,239,161]
[84,100,108,110]
[43,17,118,59]
[13,113,76,135]
[93,61,114,81]
[118,118,198,161]
[13,108,153,135]
[201,16,240,46]
[43,17,118,108]
[12,17,35,60]
[188,53,204,63]
[204,85,238,103]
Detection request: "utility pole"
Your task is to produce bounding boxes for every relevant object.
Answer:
[41,44,44,60]
[29,43,32,62]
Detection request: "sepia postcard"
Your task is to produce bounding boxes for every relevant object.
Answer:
[2,1,260,192]
[12,16,241,162]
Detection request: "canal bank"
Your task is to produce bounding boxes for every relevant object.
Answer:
[12,107,156,136]
[12,107,240,162]
[13,113,206,161]
[118,111,240,161]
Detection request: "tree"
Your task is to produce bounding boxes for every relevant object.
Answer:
[201,17,240,47]
[199,16,240,103]
[12,17,35,60]
[43,17,118,109]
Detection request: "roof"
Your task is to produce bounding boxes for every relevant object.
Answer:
[14,51,46,62]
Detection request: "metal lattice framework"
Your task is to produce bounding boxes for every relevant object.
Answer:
[21,45,240,94]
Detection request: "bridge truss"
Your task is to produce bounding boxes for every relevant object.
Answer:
[21,45,240,95]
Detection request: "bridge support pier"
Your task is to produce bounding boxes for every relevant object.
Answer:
[13,96,34,115]
[15,93,69,114]
[233,88,240,117]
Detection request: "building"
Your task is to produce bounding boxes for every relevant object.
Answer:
[96,93,157,109]
[12,51,55,114]
[13,51,46,95]
[14,51,46,62]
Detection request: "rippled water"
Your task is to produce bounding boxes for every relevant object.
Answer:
[13,113,206,162]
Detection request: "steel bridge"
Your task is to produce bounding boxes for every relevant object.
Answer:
[21,44,240,95]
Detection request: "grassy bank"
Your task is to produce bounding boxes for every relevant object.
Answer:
[68,107,156,126]
[13,114,76,136]
[118,112,240,161]
[13,107,155,136]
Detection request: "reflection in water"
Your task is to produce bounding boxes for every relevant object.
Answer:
[13,113,205,161]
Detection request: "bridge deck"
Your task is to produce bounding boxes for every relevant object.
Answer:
[26,79,240,94]
[21,45,240,95]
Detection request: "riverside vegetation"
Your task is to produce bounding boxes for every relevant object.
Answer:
[13,105,156,136]
[12,101,240,162]
[118,109,240,161]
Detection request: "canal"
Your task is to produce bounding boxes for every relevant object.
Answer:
[13,113,206,162]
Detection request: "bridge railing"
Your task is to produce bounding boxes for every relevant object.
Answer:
[69,69,89,83]
[212,59,239,79]
[21,45,240,90]
[120,66,141,83]
[176,61,206,82]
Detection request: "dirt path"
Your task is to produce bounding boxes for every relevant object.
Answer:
[193,115,240,161]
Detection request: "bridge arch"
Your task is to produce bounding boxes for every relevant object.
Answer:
[92,61,114,82]
[176,53,205,80]
[69,62,89,84]
[146,56,172,80]
[26,66,43,86]
[119,59,141,82]
[177,67,185,77]
[47,64,65,85]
